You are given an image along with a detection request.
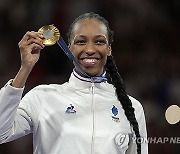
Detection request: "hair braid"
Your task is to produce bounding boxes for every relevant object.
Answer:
[67,12,141,153]
[106,55,141,154]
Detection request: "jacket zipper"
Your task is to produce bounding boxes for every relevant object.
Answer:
[91,81,95,154]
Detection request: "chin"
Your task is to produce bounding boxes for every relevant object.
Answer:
[84,68,102,76]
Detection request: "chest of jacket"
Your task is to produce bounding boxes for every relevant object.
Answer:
[34,85,132,153]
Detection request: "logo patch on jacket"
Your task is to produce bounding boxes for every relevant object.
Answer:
[111,105,120,122]
[65,104,76,114]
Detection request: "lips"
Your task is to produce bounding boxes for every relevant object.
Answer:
[80,57,100,67]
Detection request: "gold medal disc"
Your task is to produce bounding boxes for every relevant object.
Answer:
[38,25,60,46]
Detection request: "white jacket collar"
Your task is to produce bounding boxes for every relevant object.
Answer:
[68,71,114,92]
[73,68,107,83]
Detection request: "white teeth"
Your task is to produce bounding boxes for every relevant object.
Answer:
[83,59,97,63]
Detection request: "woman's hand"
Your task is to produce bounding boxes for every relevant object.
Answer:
[18,31,45,70]
[12,31,45,88]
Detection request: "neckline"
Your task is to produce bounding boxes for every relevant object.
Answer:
[73,68,107,83]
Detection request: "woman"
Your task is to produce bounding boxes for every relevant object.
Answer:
[0,12,148,154]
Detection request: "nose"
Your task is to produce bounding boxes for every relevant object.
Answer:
[85,42,95,56]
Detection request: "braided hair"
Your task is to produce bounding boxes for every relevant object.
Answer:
[67,12,141,154]
[106,55,141,154]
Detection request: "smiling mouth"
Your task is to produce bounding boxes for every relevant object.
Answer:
[80,58,100,66]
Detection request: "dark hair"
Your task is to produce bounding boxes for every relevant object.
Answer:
[67,12,114,45]
[67,12,141,154]
[106,55,141,154]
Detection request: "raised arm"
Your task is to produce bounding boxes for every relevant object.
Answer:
[12,31,45,88]
[0,31,44,143]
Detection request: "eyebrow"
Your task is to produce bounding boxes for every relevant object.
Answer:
[74,35,107,39]
[74,35,86,39]
[95,35,107,39]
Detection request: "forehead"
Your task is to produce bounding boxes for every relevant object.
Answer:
[72,18,108,37]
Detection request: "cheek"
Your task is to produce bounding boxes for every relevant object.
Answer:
[99,55,107,68]
[102,56,108,64]
[99,45,111,55]
[69,46,78,57]
[101,49,110,58]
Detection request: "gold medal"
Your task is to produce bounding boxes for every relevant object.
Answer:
[38,25,60,46]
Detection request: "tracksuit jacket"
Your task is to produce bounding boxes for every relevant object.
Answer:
[0,70,148,154]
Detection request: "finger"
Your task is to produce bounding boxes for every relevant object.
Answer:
[20,43,41,55]
[30,43,43,50]
[32,47,41,54]
[21,31,43,43]
[19,31,43,48]
[26,38,45,48]
[19,42,43,53]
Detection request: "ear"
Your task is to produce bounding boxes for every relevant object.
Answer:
[107,45,112,56]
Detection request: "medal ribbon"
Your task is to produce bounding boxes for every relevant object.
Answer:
[57,37,89,77]
[57,37,107,82]
[38,24,107,82]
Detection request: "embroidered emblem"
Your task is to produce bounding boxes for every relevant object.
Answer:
[65,104,76,114]
[111,105,120,122]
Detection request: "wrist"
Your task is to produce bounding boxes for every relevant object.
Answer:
[20,64,34,73]
[12,66,32,88]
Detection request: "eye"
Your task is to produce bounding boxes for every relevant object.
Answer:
[95,39,106,45]
[74,40,86,45]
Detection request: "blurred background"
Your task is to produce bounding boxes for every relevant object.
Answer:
[0,0,179,153]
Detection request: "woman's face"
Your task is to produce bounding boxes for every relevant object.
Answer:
[69,18,111,76]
